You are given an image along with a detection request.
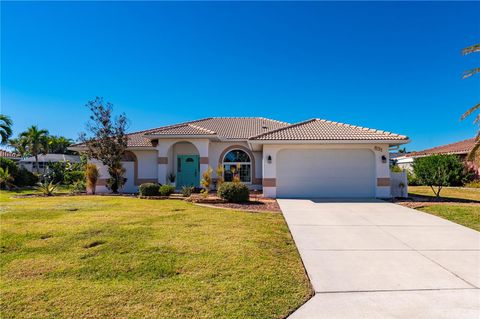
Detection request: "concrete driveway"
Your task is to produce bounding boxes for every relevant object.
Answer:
[278,199,480,319]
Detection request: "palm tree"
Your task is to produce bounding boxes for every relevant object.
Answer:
[0,114,13,145]
[47,135,73,154]
[460,43,480,161]
[8,137,29,158]
[19,126,49,173]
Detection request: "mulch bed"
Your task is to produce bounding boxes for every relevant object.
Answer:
[391,194,480,209]
[201,199,281,213]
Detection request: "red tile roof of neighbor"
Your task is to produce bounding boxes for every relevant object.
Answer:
[73,117,409,148]
[0,149,18,158]
[409,138,476,157]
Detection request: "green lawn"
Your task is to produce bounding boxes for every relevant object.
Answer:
[408,186,480,232]
[418,205,480,232]
[409,186,480,202]
[0,190,311,319]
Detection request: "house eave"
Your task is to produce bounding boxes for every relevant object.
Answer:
[144,134,219,140]
[248,139,410,145]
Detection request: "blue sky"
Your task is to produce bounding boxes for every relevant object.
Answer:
[2,1,479,151]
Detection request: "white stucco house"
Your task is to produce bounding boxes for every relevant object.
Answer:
[71,117,409,198]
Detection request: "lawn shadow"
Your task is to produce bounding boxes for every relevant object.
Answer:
[406,193,480,204]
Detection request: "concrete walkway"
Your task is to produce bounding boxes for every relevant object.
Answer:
[278,199,480,319]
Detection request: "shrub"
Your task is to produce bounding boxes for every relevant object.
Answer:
[0,157,38,186]
[217,182,249,203]
[0,167,14,189]
[200,166,213,198]
[159,184,175,196]
[181,185,194,197]
[64,170,85,185]
[216,165,224,189]
[413,154,468,198]
[407,171,420,186]
[139,183,160,196]
[36,180,58,196]
[85,164,100,195]
[70,179,86,194]
[0,157,18,177]
[49,161,67,184]
[390,165,403,173]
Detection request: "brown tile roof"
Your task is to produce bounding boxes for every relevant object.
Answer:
[409,138,475,157]
[73,117,408,148]
[250,119,409,141]
[0,149,19,158]
[147,117,290,140]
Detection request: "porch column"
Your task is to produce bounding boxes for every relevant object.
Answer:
[191,139,210,180]
[373,144,391,198]
[156,141,173,185]
[262,145,279,198]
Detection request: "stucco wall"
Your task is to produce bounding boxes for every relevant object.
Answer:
[134,150,158,180]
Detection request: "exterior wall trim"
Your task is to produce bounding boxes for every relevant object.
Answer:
[157,157,168,164]
[377,177,390,187]
[262,178,276,187]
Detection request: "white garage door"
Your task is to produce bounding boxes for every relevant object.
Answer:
[276,149,375,198]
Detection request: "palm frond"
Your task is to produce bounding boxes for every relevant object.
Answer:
[467,139,480,162]
[462,44,480,55]
[461,103,480,120]
[473,114,480,124]
[463,67,480,79]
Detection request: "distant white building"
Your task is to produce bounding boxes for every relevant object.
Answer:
[19,154,81,172]
[390,152,414,171]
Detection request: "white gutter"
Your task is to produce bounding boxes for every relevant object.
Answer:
[248,139,410,145]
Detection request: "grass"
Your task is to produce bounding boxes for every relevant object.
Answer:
[0,190,311,319]
[408,186,480,202]
[408,186,480,231]
[418,205,480,232]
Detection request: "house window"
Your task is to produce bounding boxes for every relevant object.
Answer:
[223,149,251,183]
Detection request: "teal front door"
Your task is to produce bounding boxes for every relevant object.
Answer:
[176,155,200,188]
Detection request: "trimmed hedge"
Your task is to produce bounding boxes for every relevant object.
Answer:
[217,182,249,203]
[139,183,160,196]
[159,185,175,196]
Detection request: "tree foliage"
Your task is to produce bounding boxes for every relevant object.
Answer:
[47,135,74,154]
[412,154,470,198]
[19,126,49,173]
[79,97,128,193]
[0,114,13,145]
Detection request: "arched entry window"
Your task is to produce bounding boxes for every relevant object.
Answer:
[223,149,251,183]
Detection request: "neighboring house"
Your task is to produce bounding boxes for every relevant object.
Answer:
[390,152,414,171]
[19,154,81,172]
[0,149,20,162]
[71,117,409,198]
[408,137,478,174]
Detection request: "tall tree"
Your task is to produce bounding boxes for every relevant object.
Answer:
[8,137,29,158]
[47,135,74,154]
[79,97,128,193]
[19,126,49,173]
[0,114,13,145]
[460,43,480,161]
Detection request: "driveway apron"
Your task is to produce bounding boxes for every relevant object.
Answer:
[278,199,480,319]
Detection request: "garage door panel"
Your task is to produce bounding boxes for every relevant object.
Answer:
[276,149,375,198]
